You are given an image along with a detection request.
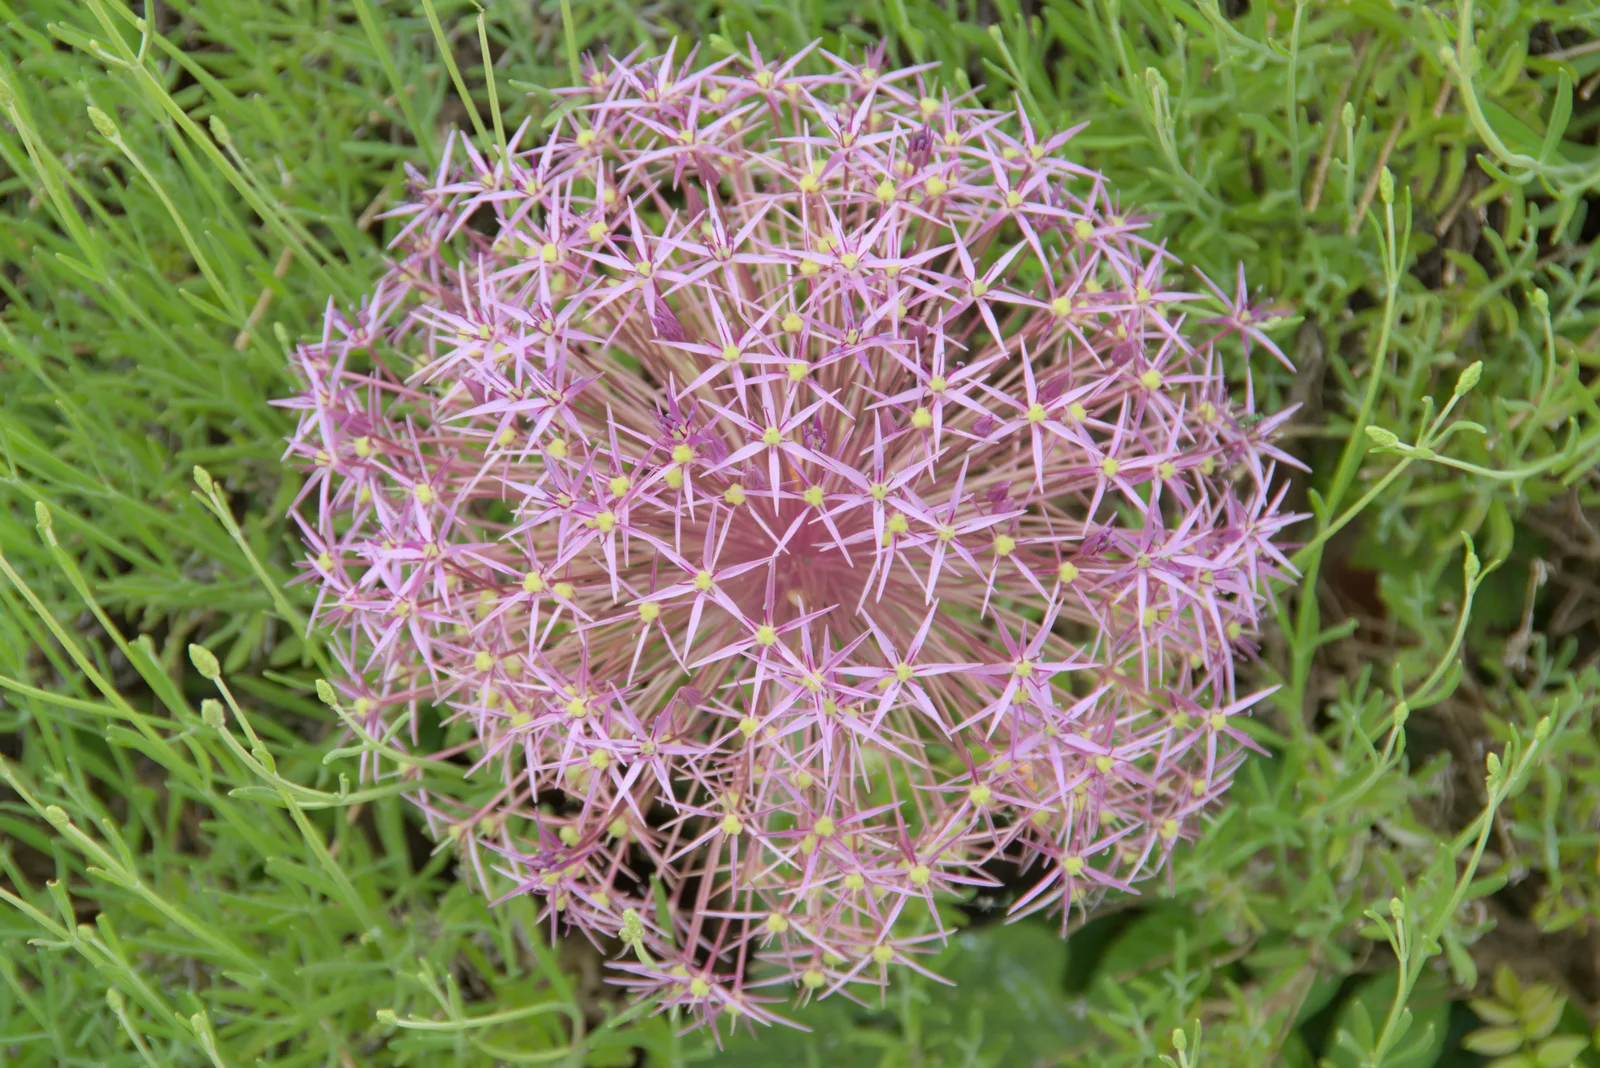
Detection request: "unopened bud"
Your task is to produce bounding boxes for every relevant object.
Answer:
[34,501,52,533]
[375,1009,398,1026]
[1341,102,1356,129]
[208,115,231,147]
[193,465,214,493]
[1388,896,1403,919]
[1486,751,1502,779]
[1364,425,1399,449]
[1534,716,1551,742]
[315,679,337,706]
[87,106,119,140]
[105,987,125,1012]
[44,805,70,829]
[1378,167,1395,205]
[188,643,221,680]
[200,699,225,728]
[1172,1028,1187,1052]
[1453,361,1482,397]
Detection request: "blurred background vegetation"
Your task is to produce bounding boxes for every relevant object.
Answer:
[1,0,1598,1064]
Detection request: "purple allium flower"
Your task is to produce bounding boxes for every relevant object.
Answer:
[280,39,1302,1035]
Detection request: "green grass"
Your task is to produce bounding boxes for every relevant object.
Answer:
[2,0,1598,1065]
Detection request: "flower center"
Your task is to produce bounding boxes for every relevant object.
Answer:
[717,499,915,636]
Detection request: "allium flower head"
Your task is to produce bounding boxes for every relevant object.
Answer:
[282,39,1301,1034]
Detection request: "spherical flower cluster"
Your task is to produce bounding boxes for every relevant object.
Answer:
[281,40,1301,1033]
